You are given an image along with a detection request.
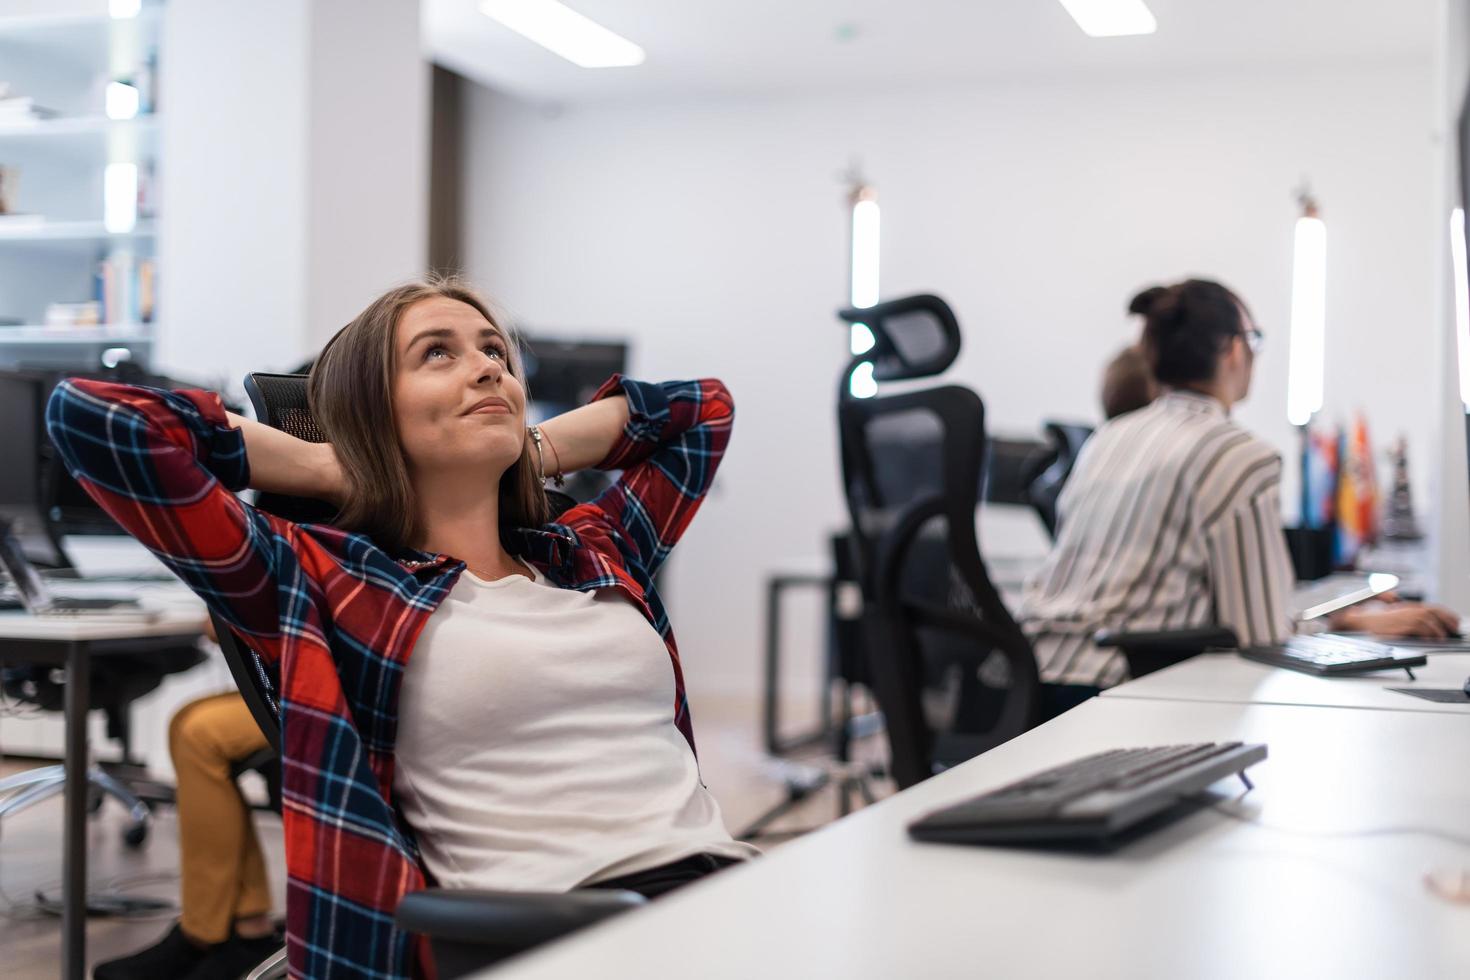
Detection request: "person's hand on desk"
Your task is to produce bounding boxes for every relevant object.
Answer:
[1330,602,1462,639]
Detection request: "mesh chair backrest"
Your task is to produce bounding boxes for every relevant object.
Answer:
[1027,421,1094,539]
[212,611,283,754]
[242,373,340,526]
[245,373,327,444]
[837,294,961,383]
[216,372,338,752]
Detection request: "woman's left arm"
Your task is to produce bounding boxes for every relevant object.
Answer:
[537,376,734,577]
[534,393,630,475]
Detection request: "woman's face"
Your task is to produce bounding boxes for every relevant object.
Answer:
[1224,300,1258,403]
[391,296,527,478]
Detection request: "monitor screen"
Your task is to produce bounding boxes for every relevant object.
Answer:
[0,517,51,610]
[520,337,628,423]
[0,371,39,512]
[518,337,628,503]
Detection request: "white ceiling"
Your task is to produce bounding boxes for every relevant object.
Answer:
[424,0,1437,105]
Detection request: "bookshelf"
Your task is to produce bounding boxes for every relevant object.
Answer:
[0,1,162,368]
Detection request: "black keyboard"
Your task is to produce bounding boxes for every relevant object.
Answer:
[1241,634,1427,675]
[908,742,1267,844]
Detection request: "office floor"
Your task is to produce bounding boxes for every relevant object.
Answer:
[0,693,893,979]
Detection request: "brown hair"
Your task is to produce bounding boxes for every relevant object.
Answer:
[1100,344,1158,419]
[307,276,550,555]
[1132,279,1251,386]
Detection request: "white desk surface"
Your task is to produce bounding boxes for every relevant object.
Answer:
[0,582,206,641]
[482,697,1470,980]
[1103,651,1470,715]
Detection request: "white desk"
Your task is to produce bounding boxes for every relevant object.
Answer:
[0,606,207,641]
[1103,651,1470,715]
[0,594,207,980]
[481,697,1470,980]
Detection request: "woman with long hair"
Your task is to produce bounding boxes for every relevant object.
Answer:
[51,277,756,979]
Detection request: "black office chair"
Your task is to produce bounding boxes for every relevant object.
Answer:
[1027,421,1093,539]
[0,644,203,847]
[221,372,645,980]
[981,436,1053,508]
[835,295,1042,791]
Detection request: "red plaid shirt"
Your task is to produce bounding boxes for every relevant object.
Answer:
[46,374,733,979]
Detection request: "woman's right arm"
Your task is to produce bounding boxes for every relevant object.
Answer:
[223,410,343,504]
[45,379,316,649]
[1203,458,1297,648]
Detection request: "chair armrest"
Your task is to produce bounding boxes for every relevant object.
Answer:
[395,887,645,948]
[1094,626,1240,681]
[1093,626,1239,653]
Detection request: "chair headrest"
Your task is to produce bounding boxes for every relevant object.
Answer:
[837,293,962,382]
[244,373,324,444]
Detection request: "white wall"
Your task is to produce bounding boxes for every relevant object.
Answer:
[157,0,311,391]
[158,0,427,395]
[462,62,1441,699]
[305,0,429,351]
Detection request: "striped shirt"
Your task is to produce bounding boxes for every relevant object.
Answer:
[1018,390,1296,688]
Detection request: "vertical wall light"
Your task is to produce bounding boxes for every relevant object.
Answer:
[1286,191,1327,427]
[1451,208,1470,411]
[104,162,138,233]
[105,81,141,120]
[847,180,880,398]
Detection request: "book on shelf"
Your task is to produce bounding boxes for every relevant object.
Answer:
[0,97,60,122]
[44,302,103,329]
[96,254,157,327]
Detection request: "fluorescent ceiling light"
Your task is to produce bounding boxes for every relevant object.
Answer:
[1057,0,1157,38]
[1286,213,1327,427]
[110,0,142,19]
[479,0,645,68]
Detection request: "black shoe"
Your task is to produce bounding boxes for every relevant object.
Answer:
[181,932,284,980]
[93,922,216,980]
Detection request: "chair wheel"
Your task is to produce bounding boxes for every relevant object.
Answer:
[122,822,148,848]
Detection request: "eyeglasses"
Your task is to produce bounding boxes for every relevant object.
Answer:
[1242,327,1265,354]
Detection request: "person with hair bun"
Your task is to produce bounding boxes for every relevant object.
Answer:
[1020,278,1458,701]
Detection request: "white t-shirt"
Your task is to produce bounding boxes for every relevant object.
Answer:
[393,559,757,892]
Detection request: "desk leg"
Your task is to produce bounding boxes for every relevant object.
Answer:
[62,640,89,980]
[763,578,781,754]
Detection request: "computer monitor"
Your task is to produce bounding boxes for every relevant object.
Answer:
[519,337,628,504]
[0,370,68,567]
[520,336,628,423]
